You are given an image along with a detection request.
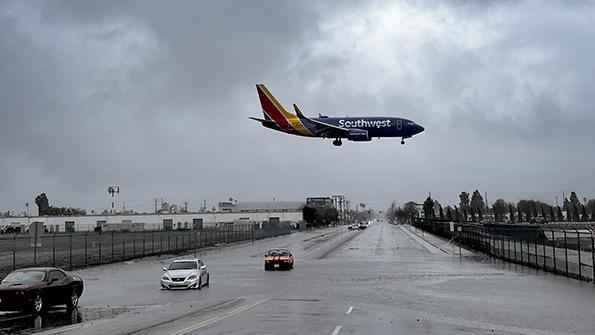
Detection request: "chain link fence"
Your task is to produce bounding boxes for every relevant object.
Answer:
[411,218,595,283]
[0,221,291,278]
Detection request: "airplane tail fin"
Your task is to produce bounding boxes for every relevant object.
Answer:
[256,84,293,129]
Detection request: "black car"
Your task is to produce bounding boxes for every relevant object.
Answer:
[0,267,83,314]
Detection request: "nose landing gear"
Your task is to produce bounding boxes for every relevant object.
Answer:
[401,139,405,145]
[332,139,343,146]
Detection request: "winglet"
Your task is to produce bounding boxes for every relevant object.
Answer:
[293,104,306,119]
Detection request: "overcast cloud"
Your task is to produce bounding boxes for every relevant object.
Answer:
[1,0,594,214]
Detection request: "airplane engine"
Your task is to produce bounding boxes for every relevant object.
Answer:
[347,129,371,141]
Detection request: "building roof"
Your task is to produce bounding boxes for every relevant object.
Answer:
[234,201,304,212]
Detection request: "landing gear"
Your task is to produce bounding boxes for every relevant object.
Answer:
[332,139,343,146]
[401,139,405,145]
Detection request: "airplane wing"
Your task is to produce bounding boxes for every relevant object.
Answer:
[292,104,352,138]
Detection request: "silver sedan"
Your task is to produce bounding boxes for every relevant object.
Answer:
[160,259,210,290]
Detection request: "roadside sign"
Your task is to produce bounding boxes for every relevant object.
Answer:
[449,222,454,232]
[457,226,462,232]
[29,221,44,247]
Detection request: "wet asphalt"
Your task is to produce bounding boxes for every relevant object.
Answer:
[2,222,595,335]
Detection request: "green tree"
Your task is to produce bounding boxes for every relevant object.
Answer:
[459,192,470,213]
[470,190,485,214]
[581,205,588,222]
[404,201,419,218]
[439,205,444,220]
[509,205,515,223]
[35,193,50,216]
[557,206,563,221]
[302,206,318,225]
[517,206,523,222]
[586,199,595,221]
[454,206,460,221]
[494,199,508,222]
[572,204,580,222]
[570,192,580,208]
[563,198,571,212]
[446,206,453,220]
[423,196,435,218]
[549,206,555,222]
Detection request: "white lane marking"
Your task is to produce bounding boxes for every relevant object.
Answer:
[331,325,343,335]
[169,298,269,335]
[345,306,353,315]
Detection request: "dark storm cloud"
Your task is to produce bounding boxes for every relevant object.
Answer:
[1,0,594,213]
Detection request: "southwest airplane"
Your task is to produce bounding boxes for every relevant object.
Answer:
[251,84,424,146]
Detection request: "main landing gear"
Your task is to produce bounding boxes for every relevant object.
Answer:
[401,136,411,145]
[332,139,343,146]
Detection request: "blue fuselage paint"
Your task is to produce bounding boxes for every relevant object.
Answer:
[261,116,424,140]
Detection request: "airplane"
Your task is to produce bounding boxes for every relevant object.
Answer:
[250,84,425,146]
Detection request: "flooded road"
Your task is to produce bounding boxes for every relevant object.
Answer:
[3,223,594,334]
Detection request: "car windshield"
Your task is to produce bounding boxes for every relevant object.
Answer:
[169,261,197,270]
[268,250,289,256]
[2,270,46,283]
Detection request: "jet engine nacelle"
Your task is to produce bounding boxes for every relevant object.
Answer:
[347,129,371,141]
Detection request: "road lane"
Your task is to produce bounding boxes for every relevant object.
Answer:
[13,223,595,335]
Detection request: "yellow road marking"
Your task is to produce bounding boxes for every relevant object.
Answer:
[169,298,269,335]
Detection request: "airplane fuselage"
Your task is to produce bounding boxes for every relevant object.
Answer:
[262,116,424,139]
[252,84,424,146]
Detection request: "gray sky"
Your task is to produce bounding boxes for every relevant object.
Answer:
[1,0,594,214]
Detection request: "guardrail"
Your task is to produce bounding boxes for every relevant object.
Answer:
[0,222,291,278]
[411,218,595,283]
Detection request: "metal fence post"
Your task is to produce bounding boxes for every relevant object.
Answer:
[133,231,136,258]
[542,231,546,269]
[52,233,56,266]
[533,235,538,268]
[122,235,125,260]
[551,229,556,272]
[111,231,114,261]
[590,229,595,283]
[520,236,523,263]
[69,233,73,270]
[99,231,102,263]
[13,232,19,270]
[574,228,581,279]
[143,230,146,256]
[85,232,88,266]
[514,237,517,263]
[152,230,155,254]
[563,230,568,276]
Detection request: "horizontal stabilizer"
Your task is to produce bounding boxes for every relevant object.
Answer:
[249,116,269,122]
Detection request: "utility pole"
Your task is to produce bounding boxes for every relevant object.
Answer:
[183,202,188,212]
[203,199,207,212]
[153,198,159,213]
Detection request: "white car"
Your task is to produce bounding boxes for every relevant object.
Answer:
[160,259,209,290]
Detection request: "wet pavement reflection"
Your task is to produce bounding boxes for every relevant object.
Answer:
[0,307,128,334]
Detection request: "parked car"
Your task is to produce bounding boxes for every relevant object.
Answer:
[264,248,294,270]
[0,267,83,314]
[161,259,209,290]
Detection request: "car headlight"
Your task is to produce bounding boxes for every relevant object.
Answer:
[186,275,197,281]
[161,275,171,281]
